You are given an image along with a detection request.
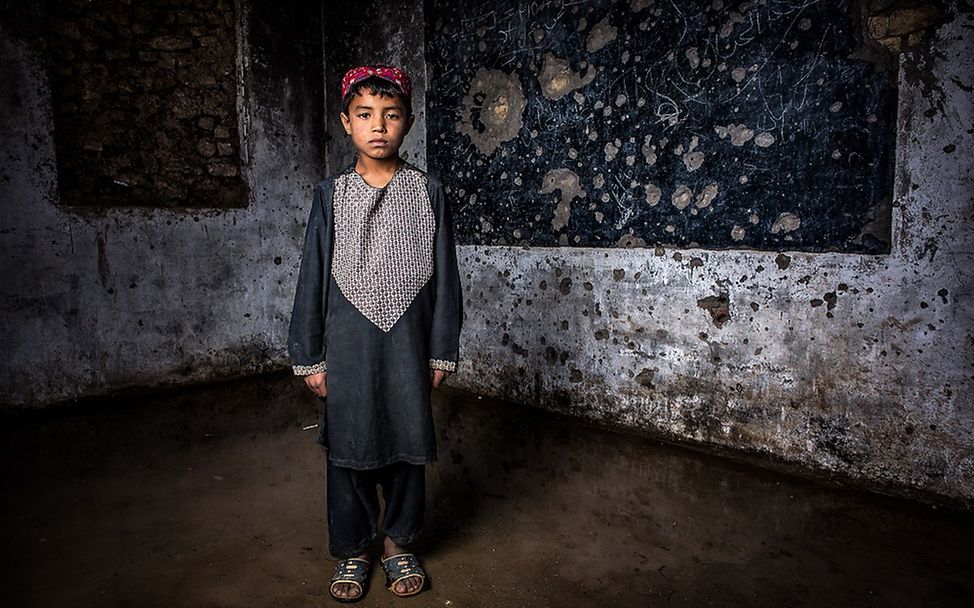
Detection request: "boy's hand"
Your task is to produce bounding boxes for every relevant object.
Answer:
[304,372,327,397]
[430,369,450,388]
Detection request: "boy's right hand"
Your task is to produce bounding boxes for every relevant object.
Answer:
[304,372,327,397]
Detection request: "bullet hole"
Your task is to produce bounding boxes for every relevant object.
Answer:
[635,368,656,389]
[559,277,572,294]
[697,292,730,328]
[811,299,824,307]
[273,256,282,265]
[824,292,838,310]
[613,268,625,280]
[920,301,928,308]
[560,320,569,330]
[689,257,703,268]
[937,288,948,303]
[584,281,594,291]
[750,302,759,311]
[544,346,558,364]
[943,144,955,153]
[539,280,547,290]
[775,253,791,270]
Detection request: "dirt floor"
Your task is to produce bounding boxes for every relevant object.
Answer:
[3,372,973,607]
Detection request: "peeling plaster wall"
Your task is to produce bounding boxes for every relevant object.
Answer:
[0,1,326,406]
[447,8,974,506]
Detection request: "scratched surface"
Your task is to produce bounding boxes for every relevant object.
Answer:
[426,0,895,252]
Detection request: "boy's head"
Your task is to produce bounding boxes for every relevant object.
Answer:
[340,65,414,161]
[341,65,412,116]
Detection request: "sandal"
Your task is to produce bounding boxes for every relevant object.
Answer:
[329,557,371,603]
[380,552,427,597]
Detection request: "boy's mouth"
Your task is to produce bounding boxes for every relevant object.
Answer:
[369,139,388,146]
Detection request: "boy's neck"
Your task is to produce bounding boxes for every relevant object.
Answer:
[354,155,404,186]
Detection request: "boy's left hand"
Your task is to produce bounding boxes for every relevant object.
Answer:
[430,369,450,388]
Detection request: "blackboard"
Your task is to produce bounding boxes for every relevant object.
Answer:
[426,0,895,253]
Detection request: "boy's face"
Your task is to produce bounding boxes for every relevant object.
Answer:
[340,90,413,162]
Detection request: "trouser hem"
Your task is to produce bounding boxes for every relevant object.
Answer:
[386,528,421,548]
[330,531,377,559]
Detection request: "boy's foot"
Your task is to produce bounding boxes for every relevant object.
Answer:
[382,537,425,596]
[331,552,369,601]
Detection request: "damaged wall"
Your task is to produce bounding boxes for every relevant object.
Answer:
[440,1,974,506]
[0,0,326,405]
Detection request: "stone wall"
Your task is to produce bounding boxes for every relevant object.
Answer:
[45,0,246,208]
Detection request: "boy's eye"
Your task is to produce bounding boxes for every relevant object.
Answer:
[386,113,400,119]
[357,112,369,119]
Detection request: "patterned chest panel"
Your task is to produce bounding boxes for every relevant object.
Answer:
[331,166,436,332]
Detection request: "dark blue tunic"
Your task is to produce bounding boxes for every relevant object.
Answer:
[287,161,462,470]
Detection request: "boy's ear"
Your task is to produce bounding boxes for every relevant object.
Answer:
[340,111,352,135]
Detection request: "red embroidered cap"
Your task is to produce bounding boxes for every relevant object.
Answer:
[341,65,411,101]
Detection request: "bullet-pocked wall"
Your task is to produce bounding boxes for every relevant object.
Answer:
[429,1,974,507]
[0,0,326,406]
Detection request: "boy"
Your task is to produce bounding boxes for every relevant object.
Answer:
[287,65,462,601]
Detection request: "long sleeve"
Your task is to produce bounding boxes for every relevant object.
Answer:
[427,178,463,372]
[287,182,333,375]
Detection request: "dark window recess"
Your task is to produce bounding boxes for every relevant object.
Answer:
[426,0,897,253]
[45,0,247,208]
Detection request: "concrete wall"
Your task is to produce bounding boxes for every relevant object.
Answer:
[0,1,326,406]
[449,7,974,507]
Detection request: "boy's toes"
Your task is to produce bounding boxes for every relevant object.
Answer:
[395,576,420,594]
[336,582,360,599]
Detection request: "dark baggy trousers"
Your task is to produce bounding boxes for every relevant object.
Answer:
[326,459,426,559]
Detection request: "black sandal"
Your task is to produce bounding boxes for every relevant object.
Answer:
[329,557,370,603]
[380,552,427,597]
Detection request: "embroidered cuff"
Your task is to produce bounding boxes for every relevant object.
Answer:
[292,361,326,376]
[430,358,457,372]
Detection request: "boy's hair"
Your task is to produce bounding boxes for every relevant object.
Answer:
[341,75,413,117]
